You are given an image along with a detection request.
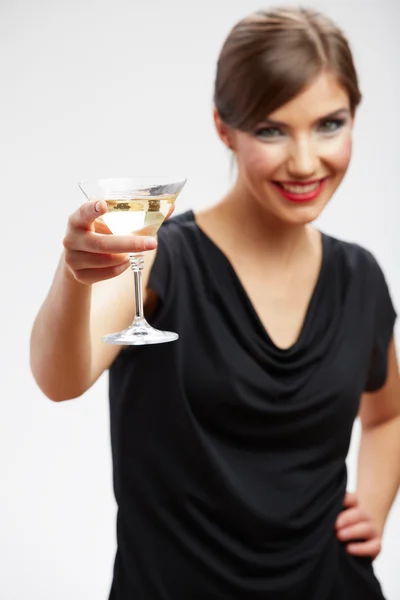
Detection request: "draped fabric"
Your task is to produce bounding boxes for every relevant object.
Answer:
[108,211,395,600]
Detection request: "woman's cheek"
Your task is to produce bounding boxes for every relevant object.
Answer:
[330,136,353,171]
[244,146,282,177]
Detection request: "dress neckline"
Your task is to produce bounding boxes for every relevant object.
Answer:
[189,209,329,353]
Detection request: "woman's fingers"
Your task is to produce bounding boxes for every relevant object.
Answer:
[342,492,359,509]
[73,262,130,285]
[68,200,108,230]
[69,200,175,233]
[64,230,157,254]
[63,200,159,285]
[94,216,113,235]
[345,538,382,559]
[65,201,158,253]
[335,492,382,560]
[336,506,366,530]
[65,250,130,270]
[337,521,377,542]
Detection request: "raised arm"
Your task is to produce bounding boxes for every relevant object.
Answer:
[30,200,158,401]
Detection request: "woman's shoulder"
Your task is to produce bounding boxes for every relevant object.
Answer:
[155,209,197,250]
[320,233,396,330]
[323,230,384,276]
[161,209,196,233]
[156,208,202,254]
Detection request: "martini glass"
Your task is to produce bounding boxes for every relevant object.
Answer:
[78,177,187,345]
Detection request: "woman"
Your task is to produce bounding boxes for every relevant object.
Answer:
[30,7,400,600]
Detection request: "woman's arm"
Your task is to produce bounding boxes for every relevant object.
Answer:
[336,337,400,557]
[356,336,400,534]
[30,200,158,402]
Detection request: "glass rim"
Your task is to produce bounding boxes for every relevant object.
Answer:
[78,175,188,187]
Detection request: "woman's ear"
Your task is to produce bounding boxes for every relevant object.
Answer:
[213,107,235,151]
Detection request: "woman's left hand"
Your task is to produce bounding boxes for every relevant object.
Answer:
[335,492,382,559]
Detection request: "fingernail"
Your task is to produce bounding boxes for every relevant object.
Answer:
[95,201,102,212]
[144,237,157,250]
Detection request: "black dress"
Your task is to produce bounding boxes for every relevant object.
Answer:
[108,210,396,600]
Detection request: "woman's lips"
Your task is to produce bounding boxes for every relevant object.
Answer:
[272,178,328,203]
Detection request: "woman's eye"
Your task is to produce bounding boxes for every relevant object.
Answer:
[254,126,283,139]
[319,118,346,133]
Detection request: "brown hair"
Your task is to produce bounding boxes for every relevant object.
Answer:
[214,7,362,131]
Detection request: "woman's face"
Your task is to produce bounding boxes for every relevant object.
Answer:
[216,71,354,225]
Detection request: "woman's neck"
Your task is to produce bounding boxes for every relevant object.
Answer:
[203,188,317,267]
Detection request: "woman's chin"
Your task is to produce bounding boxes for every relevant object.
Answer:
[268,201,327,226]
[255,185,332,227]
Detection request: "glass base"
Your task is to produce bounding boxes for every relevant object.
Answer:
[102,320,179,346]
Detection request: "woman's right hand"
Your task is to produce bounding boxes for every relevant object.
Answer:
[63,200,158,285]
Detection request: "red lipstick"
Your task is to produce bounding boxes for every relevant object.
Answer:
[272,178,328,203]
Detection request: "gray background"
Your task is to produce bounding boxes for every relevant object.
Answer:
[1,0,399,598]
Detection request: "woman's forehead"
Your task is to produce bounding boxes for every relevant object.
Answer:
[266,73,351,124]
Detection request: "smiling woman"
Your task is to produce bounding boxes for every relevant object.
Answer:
[212,6,360,226]
[214,70,355,226]
[29,5,400,600]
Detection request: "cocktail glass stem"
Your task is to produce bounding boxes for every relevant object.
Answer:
[130,252,145,324]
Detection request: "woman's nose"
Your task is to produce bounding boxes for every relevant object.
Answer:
[287,138,319,179]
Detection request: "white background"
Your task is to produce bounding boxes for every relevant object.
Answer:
[1,0,399,598]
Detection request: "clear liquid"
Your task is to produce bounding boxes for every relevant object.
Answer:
[102,194,176,236]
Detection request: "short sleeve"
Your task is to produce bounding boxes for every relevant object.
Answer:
[364,255,397,392]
